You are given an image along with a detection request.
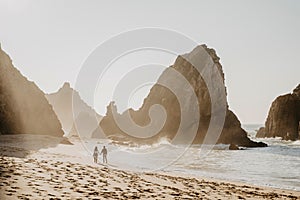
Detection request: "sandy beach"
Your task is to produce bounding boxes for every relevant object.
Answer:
[0,135,299,199]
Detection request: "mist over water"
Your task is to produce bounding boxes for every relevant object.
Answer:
[80,124,300,191]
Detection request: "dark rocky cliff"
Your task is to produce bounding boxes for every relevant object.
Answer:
[256,84,300,140]
[0,46,63,136]
[100,45,266,147]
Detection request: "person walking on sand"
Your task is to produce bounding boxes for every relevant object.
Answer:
[93,146,99,163]
[100,146,108,164]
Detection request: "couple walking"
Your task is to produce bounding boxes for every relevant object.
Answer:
[93,146,107,164]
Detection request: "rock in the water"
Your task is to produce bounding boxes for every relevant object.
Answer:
[46,82,102,137]
[0,46,63,136]
[229,144,239,150]
[256,127,266,138]
[256,84,300,140]
[99,45,267,147]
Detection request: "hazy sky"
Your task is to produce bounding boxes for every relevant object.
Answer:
[0,0,299,124]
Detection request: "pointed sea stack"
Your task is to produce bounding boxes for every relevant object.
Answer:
[100,45,267,147]
[46,82,102,137]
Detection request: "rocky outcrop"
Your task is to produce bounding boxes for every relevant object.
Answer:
[256,84,300,140]
[0,46,63,136]
[46,83,102,137]
[229,144,239,150]
[256,127,266,138]
[99,45,267,147]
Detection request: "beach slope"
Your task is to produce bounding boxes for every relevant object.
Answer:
[0,135,299,199]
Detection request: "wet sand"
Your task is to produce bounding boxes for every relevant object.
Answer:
[0,135,300,199]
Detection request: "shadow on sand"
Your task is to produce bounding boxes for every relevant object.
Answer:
[0,134,71,158]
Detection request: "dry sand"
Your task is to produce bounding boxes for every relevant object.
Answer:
[0,135,299,199]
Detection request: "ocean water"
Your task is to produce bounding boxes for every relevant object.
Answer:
[81,124,300,191]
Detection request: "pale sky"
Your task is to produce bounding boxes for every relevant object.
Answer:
[0,0,299,124]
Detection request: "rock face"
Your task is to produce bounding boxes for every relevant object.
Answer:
[0,46,63,136]
[100,45,267,147]
[256,84,300,140]
[46,83,102,137]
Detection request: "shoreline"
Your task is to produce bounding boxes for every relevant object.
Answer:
[1,155,299,199]
[0,134,299,199]
[157,170,300,197]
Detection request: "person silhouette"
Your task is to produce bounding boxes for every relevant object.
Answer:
[93,146,99,163]
[100,146,108,164]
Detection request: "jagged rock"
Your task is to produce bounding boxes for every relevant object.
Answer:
[100,45,267,147]
[0,46,63,136]
[46,82,102,137]
[256,84,300,140]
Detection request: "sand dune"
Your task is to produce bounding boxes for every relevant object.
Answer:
[0,135,299,199]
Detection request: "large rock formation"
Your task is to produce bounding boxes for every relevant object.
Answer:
[46,83,102,137]
[256,84,300,140]
[99,45,267,147]
[0,46,63,136]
